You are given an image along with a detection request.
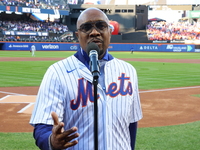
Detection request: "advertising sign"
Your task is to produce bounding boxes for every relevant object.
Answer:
[189,10,200,18]
[4,43,31,50]
[0,6,69,15]
[108,44,195,52]
[3,31,48,36]
[1,42,196,52]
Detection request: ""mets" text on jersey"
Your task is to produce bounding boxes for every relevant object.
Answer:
[70,73,133,110]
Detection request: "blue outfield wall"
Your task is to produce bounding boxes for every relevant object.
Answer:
[2,42,80,51]
[1,42,199,52]
[109,43,198,52]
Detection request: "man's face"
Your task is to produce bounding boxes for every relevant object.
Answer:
[76,9,112,59]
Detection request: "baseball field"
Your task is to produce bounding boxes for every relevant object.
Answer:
[0,50,200,150]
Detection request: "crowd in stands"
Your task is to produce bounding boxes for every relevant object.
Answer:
[0,20,75,42]
[0,20,69,33]
[0,0,69,10]
[146,21,200,41]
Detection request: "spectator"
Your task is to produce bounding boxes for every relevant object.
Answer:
[0,19,72,42]
[0,0,69,10]
[146,21,200,41]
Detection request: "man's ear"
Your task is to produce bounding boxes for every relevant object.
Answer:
[109,28,112,38]
[75,31,79,39]
[109,27,112,34]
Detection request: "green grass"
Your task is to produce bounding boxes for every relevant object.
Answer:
[110,51,200,59]
[0,51,76,58]
[0,51,200,150]
[129,61,200,89]
[0,61,57,87]
[1,59,200,89]
[0,121,199,150]
[192,94,200,98]
[136,121,200,150]
[0,133,39,150]
[1,51,200,59]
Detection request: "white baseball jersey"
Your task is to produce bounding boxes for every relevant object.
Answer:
[31,45,36,56]
[30,55,143,150]
[31,45,36,51]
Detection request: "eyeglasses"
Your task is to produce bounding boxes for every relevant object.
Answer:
[78,21,109,34]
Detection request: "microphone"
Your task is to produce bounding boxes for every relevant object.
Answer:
[86,42,100,79]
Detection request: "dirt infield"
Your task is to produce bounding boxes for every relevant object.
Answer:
[0,57,200,132]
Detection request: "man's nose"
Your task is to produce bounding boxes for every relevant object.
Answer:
[89,27,100,36]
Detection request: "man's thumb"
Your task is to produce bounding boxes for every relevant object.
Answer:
[51,112,59,126]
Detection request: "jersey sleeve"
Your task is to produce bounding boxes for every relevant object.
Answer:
[30,66,65,126]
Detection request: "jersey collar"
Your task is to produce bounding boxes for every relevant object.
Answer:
[74,48,114,69]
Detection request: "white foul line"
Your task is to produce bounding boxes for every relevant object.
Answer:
[0,91,27,96]
[0,95,11,101]
[0,90,34,113]
[17,103,34,113]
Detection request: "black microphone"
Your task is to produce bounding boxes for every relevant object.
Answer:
[86,42,100,79]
